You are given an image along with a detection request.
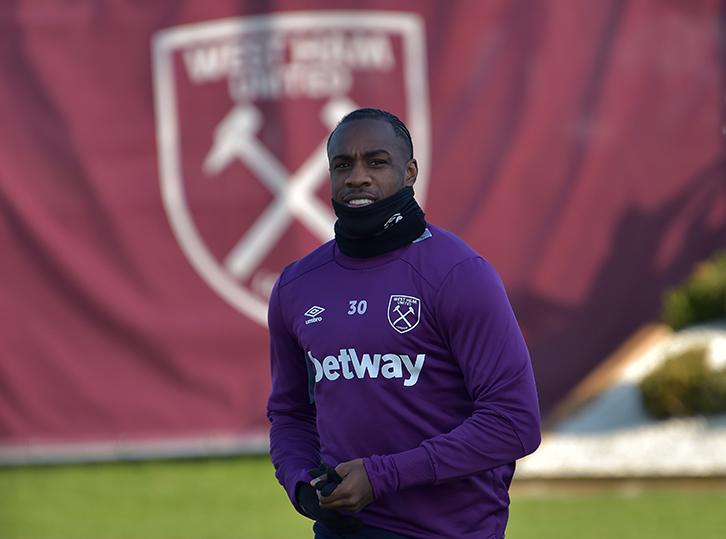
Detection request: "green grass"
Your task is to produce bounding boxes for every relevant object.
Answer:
[507,484,726,539]
[1,457,725,538]
[0,456,311,539]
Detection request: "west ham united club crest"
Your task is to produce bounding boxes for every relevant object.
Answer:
[152,11,430,327]
[388,295,421,334]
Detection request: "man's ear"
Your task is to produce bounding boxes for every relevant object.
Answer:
[405,158,418,187]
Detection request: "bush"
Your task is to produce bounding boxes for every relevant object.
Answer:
[639,346,726,418]
[661,251,726,330]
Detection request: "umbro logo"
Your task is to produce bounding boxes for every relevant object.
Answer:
[305,306,325,324]
[305,306,325,317]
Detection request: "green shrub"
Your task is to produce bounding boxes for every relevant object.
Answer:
[661,251,726,330]
[639,346,726,418]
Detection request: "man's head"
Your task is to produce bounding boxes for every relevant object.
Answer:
[327,108,418,207]
[327,108,413,160]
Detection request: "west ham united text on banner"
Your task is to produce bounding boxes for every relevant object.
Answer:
[0,1,724,462]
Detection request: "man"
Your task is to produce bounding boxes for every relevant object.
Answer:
[267,108,541,539]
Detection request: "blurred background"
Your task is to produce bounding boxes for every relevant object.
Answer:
[1,0,725,537]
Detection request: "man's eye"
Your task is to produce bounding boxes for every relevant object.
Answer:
[335,162,350,169]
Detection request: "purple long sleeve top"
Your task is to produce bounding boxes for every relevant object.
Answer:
[267,224,541,539]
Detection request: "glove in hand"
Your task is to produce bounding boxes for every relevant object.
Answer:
[309,462,344,496]
[296,481,364,534]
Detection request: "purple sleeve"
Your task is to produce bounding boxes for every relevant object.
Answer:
[266,276,321,513]
[364,257,541,496]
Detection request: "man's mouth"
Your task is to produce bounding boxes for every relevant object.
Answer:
[347,198,375,207]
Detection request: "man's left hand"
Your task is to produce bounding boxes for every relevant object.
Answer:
[311,458,375,513]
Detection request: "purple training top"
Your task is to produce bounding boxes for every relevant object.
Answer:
[267,224,541,539]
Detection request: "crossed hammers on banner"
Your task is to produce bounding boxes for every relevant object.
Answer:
[202,97,358,281]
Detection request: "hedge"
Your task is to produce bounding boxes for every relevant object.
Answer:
[639,346,726,418]
[661,251,726,330]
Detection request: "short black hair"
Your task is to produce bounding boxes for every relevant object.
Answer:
[327,108,414,160]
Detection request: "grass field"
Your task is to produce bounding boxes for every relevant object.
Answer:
[1,456,725,538]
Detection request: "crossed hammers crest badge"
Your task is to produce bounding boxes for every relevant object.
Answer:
[152,11,430,328]
[388,295,421,334]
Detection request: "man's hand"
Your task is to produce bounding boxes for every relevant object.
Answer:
[296,481,363,534]
[311,459,375,514]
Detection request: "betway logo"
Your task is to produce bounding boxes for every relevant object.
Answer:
[307,349,425,387]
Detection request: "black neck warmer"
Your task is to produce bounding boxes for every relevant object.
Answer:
[332,187,427,258]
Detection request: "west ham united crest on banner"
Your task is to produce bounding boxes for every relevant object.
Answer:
[152,11,431,326]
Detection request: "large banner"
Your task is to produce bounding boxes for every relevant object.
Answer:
[1,0,724,462]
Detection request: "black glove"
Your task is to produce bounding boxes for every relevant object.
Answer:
[295,463,364,534]
[309,462,344,497]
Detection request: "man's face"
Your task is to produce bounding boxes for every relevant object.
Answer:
[328,119,417,207]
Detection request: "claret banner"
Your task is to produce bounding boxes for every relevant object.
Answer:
[1,0,724,463]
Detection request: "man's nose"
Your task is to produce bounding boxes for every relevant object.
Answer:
[345,162,372,187]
